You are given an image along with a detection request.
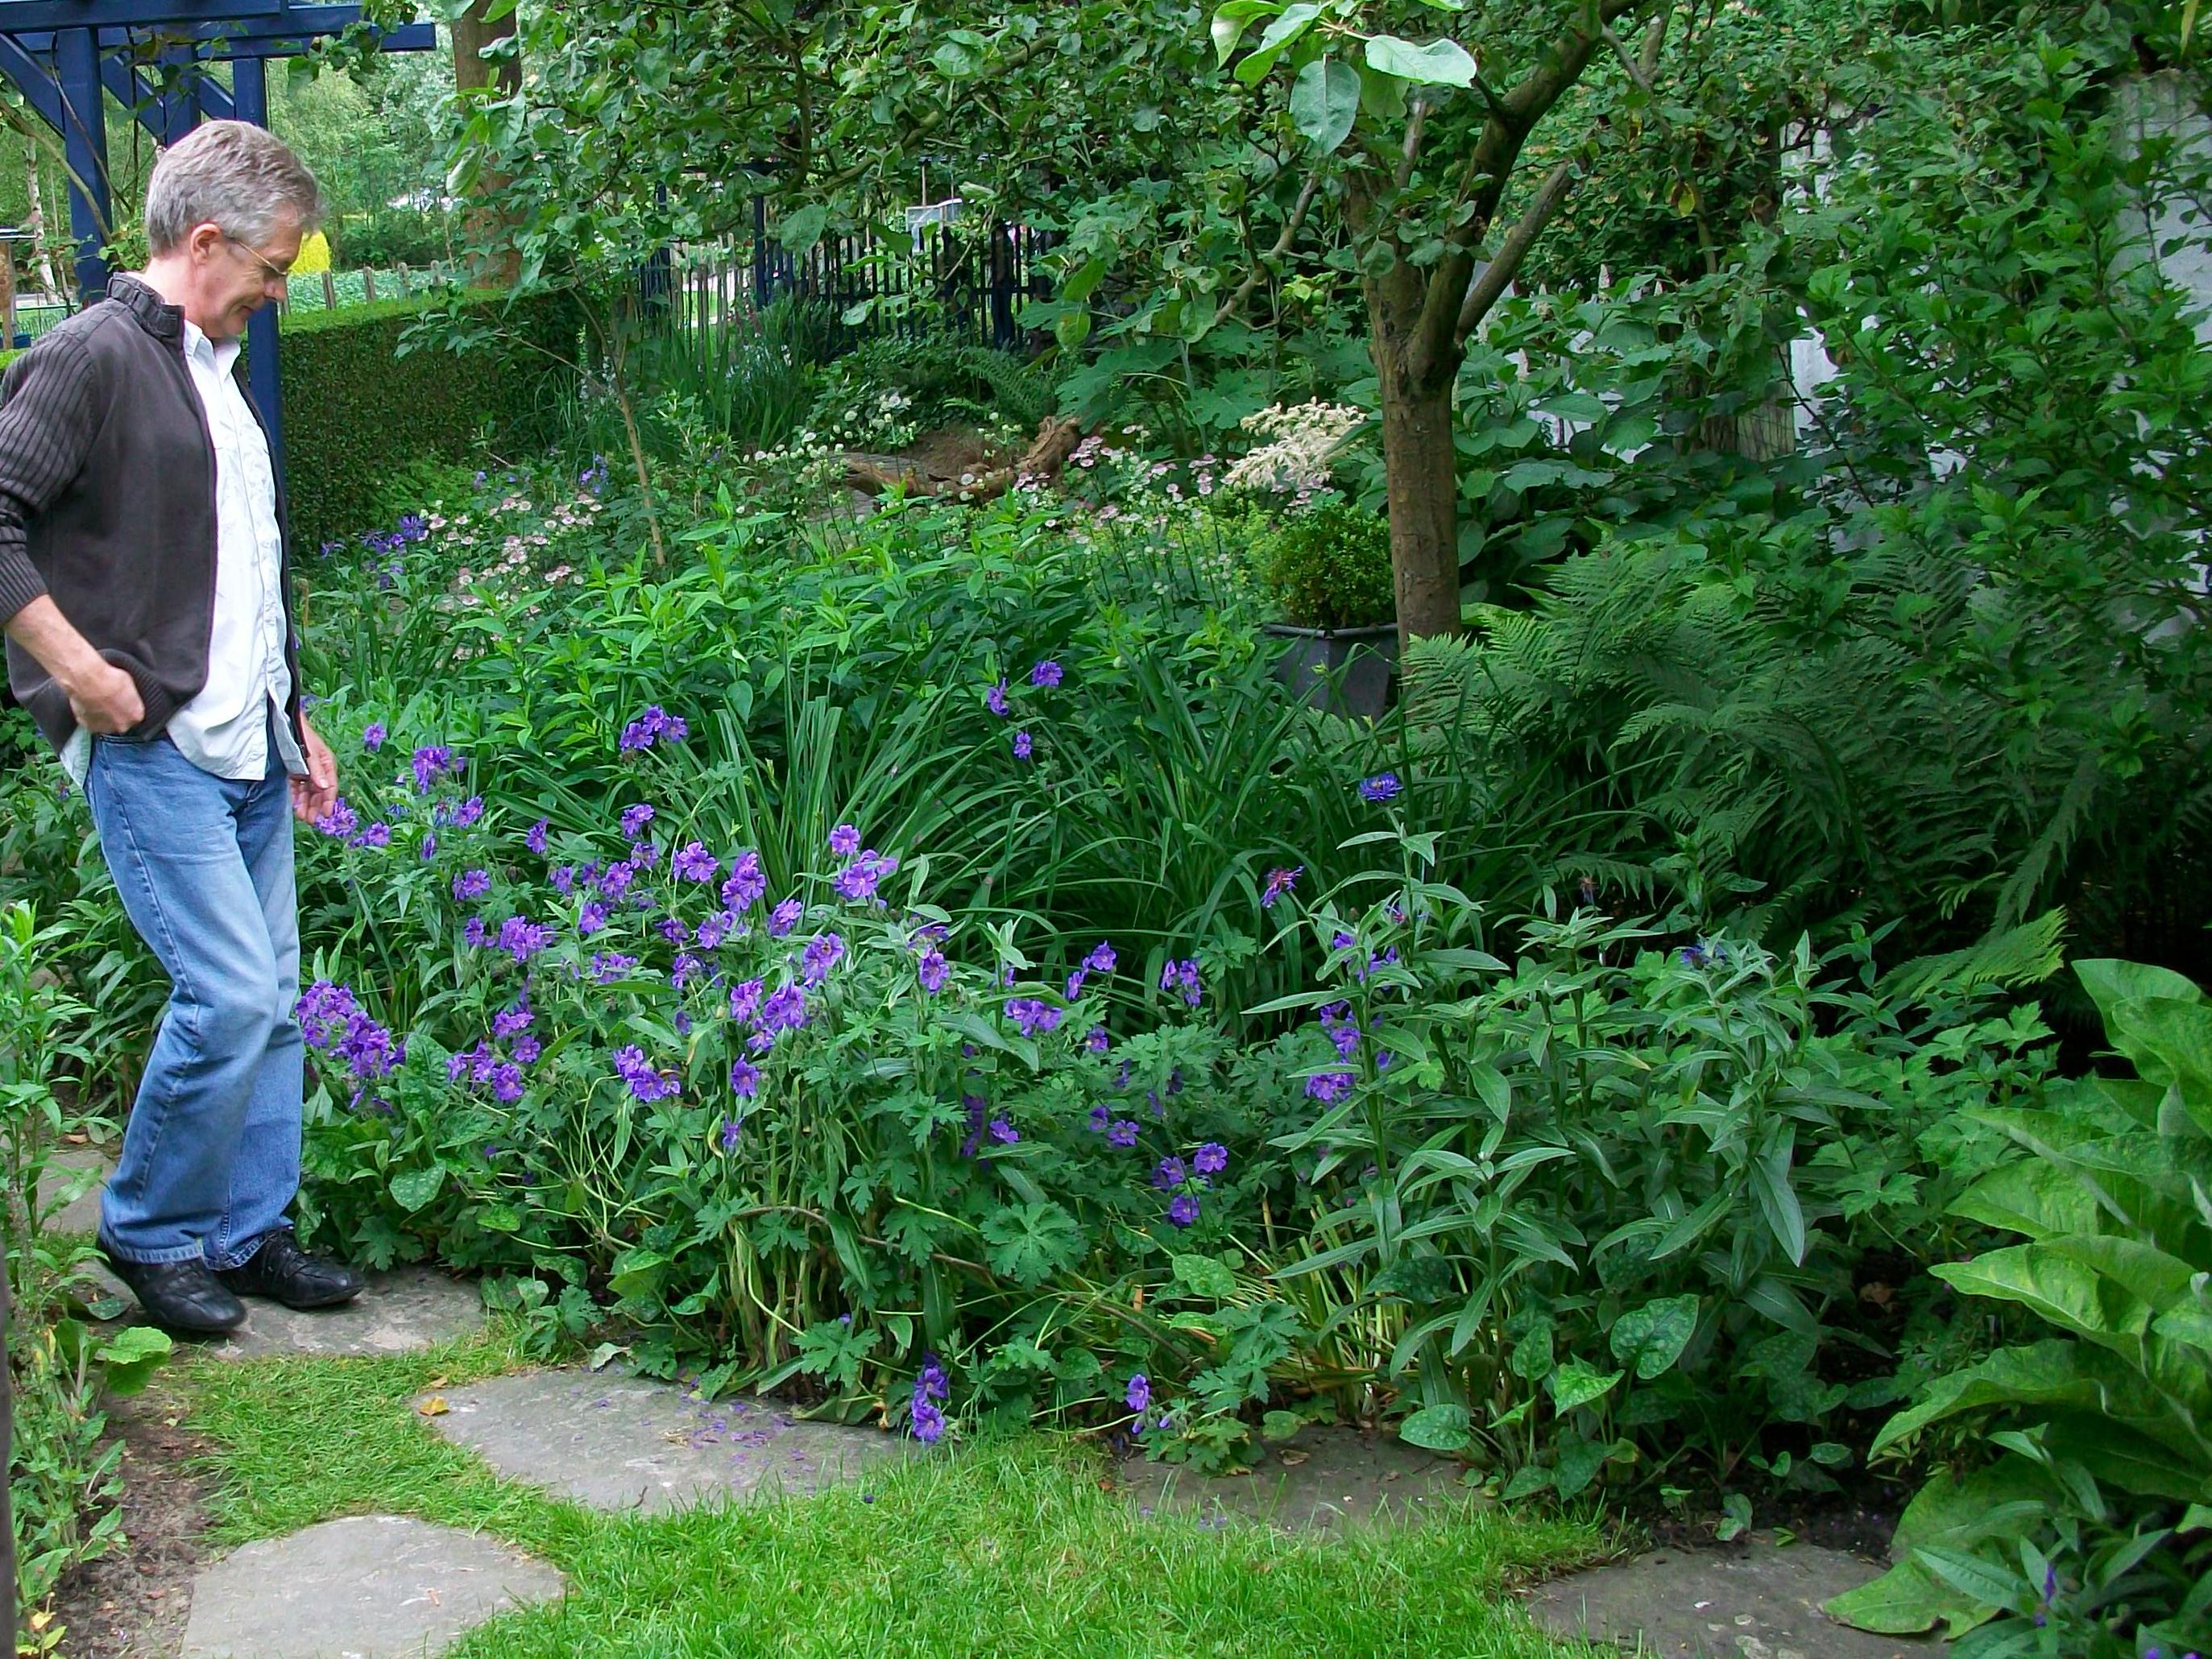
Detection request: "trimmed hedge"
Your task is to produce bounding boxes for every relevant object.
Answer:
[280,288,582,549]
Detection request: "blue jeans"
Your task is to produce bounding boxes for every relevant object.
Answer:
[85,724,301,1268]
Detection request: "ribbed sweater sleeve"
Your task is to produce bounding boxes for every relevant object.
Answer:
[0,331,101,626]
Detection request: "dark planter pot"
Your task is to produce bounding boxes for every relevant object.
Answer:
[1264,622,1399,720]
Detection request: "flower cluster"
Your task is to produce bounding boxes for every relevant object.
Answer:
[1221,399,1369,494]
[612,1042,681,1103]
[1158,958,1203,1008]
[296,979,404,1103]
[621,705,690,753]
[911,1352,949,1444]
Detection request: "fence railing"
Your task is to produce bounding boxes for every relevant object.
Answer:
[3,260,465,348]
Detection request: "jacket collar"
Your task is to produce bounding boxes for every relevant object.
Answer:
[103,273,186,350]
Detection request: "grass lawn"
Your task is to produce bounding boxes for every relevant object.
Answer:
[176,1326,1607,1657]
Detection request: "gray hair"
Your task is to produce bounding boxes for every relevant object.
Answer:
[144,121,324,255]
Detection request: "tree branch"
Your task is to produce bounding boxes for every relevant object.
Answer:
[1214,166,1325,326]
[1395,93,1429,192]
[1453,154,1579,346]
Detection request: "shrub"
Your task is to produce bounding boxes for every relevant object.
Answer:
[280,288,583,551]
[1260,499,1395,630]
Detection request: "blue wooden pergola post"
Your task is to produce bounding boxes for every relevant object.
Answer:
[52,26,111,300]
[225,51,282,478]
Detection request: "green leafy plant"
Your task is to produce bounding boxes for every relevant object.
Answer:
[1261,500,1395,631]
[1831,958,2212,1657]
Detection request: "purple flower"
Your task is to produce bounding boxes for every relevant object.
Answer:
[1088,1103,1112,1132]
[759,982,809,1035]
[989,1116,1020,1144]
[1083,941,1117,974]
[833,850,899,904]
[1167,1194,1201,1227]
[729,978,764,1024]
[1159,959,1203,1008]
[552,865,577,895]
[314,796,359,839]
[1031,660,1063,689]
[362,722,387,751]
[829,823,861,858]
[721,851,767,912]
[1064,969,1087,1000]
[590,950,639,983]
[463,916,490,949]
[670,952,704,989]
[631,839,658,871]
[1261,865,1303,908]
[1108,1119,1139,1148]
[620,705,689,752]
[619,803,657,842]
[910,1398,945,1444]
[1012,730,1034,761]
[498,916,554,963]
[719,1115,745,1150]
[612,1044,680,1102]
[1153,1156,1187,1190]
[578,900,609,937]
[512,1034,542,1065]
[767,897,803,937]
[672,842,719,883]
[453,868,491,903]
[1085,1025,1110,1054]
[1193,1142,1228,1176]
[489,1063,524,1104]
[440,796,484,830]
[420,833,438,860]
[357,822,391,849]
[1306,1069,1355,1103]
[1005,997,1063,1039]
[728,1059,760,1098]
[598,862,636,904]
[1358,772,1402,803]
[526,817,549,855]
[411,744,455,792]
[1125,1374,1151,1413]
[986,678,1009,717]
[802,933,847,986]
[695,911,733,949]
[493,1000,534,1039]
[657,916,691,946]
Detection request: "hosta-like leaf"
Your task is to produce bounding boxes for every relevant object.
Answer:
[1608,1294,1700,1380]
[1949,1160,2102,1242]
[1549,1358,1624,1413]
[388,1165,445,1212]
[1171,1252,1238,1300]
[1872,1341,2094,1454]
[1398,1403,1472,1451]
[1933,1244,2139,1343]
[1289,56,1360,154]
[1364,33,1477,86]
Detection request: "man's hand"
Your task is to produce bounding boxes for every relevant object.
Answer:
[65,658,146,734]
[291,714,338,824]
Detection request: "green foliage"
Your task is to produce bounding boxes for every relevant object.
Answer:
[281,288,584,549]
[808,333,1058,440]
[1833,959,2212,1658]
[1258,499,1394,629]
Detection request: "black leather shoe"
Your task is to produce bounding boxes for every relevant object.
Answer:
[98,1246,247,1335]
[214,1231,366,1309]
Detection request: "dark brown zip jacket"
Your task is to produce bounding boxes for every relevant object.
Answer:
[0,274,304,757]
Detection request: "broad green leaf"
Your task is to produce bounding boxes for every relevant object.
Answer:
[1510,1318,1555,1381]
[1828,1558,1989,1637]
[389,1166,446,1212]
[1398,1403,1472,1451]
[1609,1294,1699,1380]
[1233,2,1322,84]
[1549,1358,1623,1413]
[93,1325,173,1397]
[1171,1252,1238,1300]
[1262,1409,1305,1442]
[2043,1235,2197,1310]
[1552,1431,1608,1499]
[1932,1245,2128,1343]
[1210,0,1274,66]
[1364,33,1477,88]
[1912,1545,2030,1616]
[930,40,980,78]
[1290,56,1361,153]
[2073,958,2202,1027]
[1872,1342,2093,1454]
[777,204,828,254]
[1949,1160,2102,1242]
[1501,1462,1554,1499]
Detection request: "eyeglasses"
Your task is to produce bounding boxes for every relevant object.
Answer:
[225,235,293,284]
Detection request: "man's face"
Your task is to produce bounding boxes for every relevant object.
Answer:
[201,216,302,340]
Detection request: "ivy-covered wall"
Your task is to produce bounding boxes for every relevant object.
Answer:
[280,288,582,549]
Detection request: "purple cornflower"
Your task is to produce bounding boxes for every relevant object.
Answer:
[619,803,657,842]
[314,797,359,839]
[598,862,637,904]
[989,1116,1020,1144]
[918,949,950,993]
[1083,941,1117,974]
[833,850,899,904]
[612,1044,680,1102]
[512,1034,542,1065]
[1261,865,1303,908]
[1193,1143,1228,1176]
[498,916,554,963]
[672,842,719,883]
[985,678,1009,717]
[590,950,639,983]
[729,978,764,1024]
[767,897,803,937]
[728,1059,760,1098]
[1108,1119,1139,1148]
[721,851,767,912]
[1159,959,1203,1008]
[411,745,455,792]
[1358,772,1402,803]
[1012,730,1034,760]
[551,865,577,896]
[526,817,549,855]
[1167,1194,1201,1227]
[362,722,387,751]
[1153,1156,1188,1189]
[657,916,690,946]
[801,933,847,986]
[829,823,861,858]
[578,900,609,937]
[463,917,489,949]
[1030,660,1063,688]
[719,1115,745,1150]
[356,822,391,849]
[489,1063,524,1104]
[696,910,734,949]
[1306,1069,1355,1103]
[1005,998,1063,1039]
[911,1399,945,1445]
[619,705,689,752]
[493,1000,534,1039]
[453,868,491,903]
[1085,1025,1110,1054]
[759,982,809,1035]
[1126,1374,1150,1413]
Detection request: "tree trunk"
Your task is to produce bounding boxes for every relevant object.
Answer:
[453,2,523,286]
[1368,263,1464,646]
[23,154,57,296]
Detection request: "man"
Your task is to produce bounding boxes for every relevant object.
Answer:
[0,121,365,1334]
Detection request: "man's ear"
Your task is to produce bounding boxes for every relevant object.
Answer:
[185,221,226,262]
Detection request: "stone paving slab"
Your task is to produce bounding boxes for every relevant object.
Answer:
[1116,1426,1468,1533]
[180,1513,563,1658]
[35,1144,114,1235]
[418,1370,908,1513]
[1526,1541,1948,1659]
[82,1262,485,1360]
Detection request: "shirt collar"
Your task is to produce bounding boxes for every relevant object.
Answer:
[180,318,242,377]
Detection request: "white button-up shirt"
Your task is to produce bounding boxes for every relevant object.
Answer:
[64,319,305,786]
